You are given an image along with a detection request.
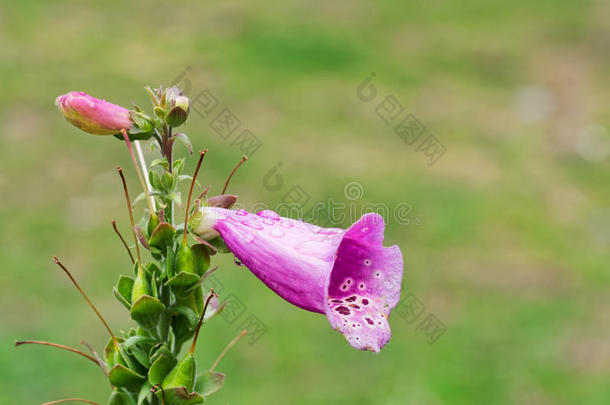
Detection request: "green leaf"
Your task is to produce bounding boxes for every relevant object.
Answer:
[191,244,211,276]
[150,344,174,364]
[166,272,200,288]
[163,353,196,391]
[108,390,136,405]
[170,305,198,329]
[173,158,185,175]
[104,337,125,367]
[117,275,135,302]
[174,242,196,276]
[155,387,204,405]
[207,236,230,254]
[113,287,132,310]
[148,354,175,386]
[196,371,226,397]
[149,170,162,189]
[161,171,176,191]
[149,222,176,254]
[109,364,146,392]
[138,381,153,405]
[130,295,166,330]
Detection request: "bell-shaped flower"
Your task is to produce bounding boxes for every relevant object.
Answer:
[55,91,133,135]
[191,207,403,352]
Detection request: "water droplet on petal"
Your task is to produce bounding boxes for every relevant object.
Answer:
[257,210,280,221]
[239,218,264,230]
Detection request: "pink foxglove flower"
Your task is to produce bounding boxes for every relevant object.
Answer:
[55,91,133,135]
[192,207,403,352]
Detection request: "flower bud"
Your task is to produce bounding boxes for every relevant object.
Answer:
[165,95,190,127]
[55,91,133,135]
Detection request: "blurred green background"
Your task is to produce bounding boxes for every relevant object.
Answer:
[1,0,610,404]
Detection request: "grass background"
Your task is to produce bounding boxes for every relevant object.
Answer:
[1,0,610,404]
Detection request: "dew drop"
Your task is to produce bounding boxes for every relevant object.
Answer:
[257,210,280,221]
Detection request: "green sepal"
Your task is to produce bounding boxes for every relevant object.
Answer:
[163,353,196,392]
[173,158,185,175]
[170,305,198,330]
[191,244,211,276]
[130,295,166,330]
[196,371,226,397]
[122,336,157,369]
[207,236,230,254]
[155,387,203,405]
[149,222,176,254]
[109,364,146,392]
[131,270,149,304]
[108,390,136,405]
[147,213,160,237]
[161,171,176,191]
[148,354,175,386]
[104,337,126,368]
[145,262,162,277]
[174,241,196,276]
[114,275,135,310]
[149,345,174,370]
[149,170,162,190]
[114,287,132,310]
[165,248,176,279]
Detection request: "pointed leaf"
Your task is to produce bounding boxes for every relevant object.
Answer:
[149,222,176,254]
[114,287,132,310]
[108,390,136,405]
[166,272,201,288]
[109,364,146,392]
[191,244,210,276]
[154,386,203,405]
[130,295,166,329]
[148,354,175,386]
[196,371,226,397]
[117,275,135,303]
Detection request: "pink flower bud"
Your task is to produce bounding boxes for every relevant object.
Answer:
[55,91,133,135]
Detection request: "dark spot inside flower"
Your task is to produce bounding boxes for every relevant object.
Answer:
[349,304,360,309]
[359,283,365,289]
[365,317,374,325]
[362,299,369,305]
[335,306,351,315]
[331,299,343,304]
[345,296,357,302]
[346,279,352,284]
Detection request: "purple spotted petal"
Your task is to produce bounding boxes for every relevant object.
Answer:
[324,213,403,352]
[194,208,403,351]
